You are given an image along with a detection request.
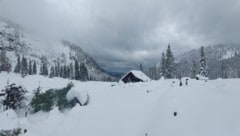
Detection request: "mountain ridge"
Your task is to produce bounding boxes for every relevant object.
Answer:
[0,19,114,81]
[176,43,240,79]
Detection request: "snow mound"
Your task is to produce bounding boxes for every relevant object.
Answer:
[196,74,209,81]
[66,87,88,104]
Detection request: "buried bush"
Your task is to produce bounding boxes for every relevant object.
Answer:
[30,83,77,113]
[0,84,27,111]
[0,128,22,136]
[30,87,55,113]
[55,82,75,111]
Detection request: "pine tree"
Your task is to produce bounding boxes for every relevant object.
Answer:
[153,64,158,80]
[165,44,175,79]
[160,52,166,78]
[41,63,48,76]
[190,61,197,78]
[63,65,67,78]
[54,65,58,77]
[33,61,37,75]
[199,46,208,77]
[21,56,28,77]
[79,63,88,81]
[60,66,64,78]
[0,49,11,73]
[220,61,227,78]
[14,55,21,73]
[1,84,27,110]
[28,60,33,75]
[45,66,49,76]
[40,56,48,76]
[69,63,74,79]
[40,64,43,75]
[75,60,80,80]
[49,66,55,78]
[67,65,70,79]
[56,58,60,77]
[148,65,158,80]
[140,63,143,72]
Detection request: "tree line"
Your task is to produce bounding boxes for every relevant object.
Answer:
[144,44,208,80]
[0,49,89,81]
[49,59,88,81]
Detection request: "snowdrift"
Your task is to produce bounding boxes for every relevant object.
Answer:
[0,72,240,136]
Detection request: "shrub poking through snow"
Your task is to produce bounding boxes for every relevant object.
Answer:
[0,84,27,111]
[30,82,79,113]
[0,128,22,136]
[55,82,76,111]
[174,112,177,117]
[30,87,55,113]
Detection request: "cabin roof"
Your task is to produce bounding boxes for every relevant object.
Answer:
[120,70,150,82]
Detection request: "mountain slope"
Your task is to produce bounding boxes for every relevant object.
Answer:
[176,44,240,79]
[0,19,114,81]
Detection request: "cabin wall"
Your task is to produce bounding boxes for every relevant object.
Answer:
[121,72,143,83]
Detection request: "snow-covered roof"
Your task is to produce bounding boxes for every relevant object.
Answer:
[120,70,150,82]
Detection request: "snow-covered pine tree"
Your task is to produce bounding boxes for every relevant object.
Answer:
[79,63,88,81]
[69,63,74,79]
[148,66,154,79]
[54,64,58,77]
[67,65,70,79]
[153,64,159,80]
[148,64,158,80]
[28,60,32,75]
[199,46,208,77]
[160,52,166,78]
[59,66,64,78]
[42,63,48,76]
[49,66,55,78]
[140,63,143,72]
[21,56,28,77]
[190,60,197,78]
[75,60,80,80]
[14,55,21,74]
[33,61,37,75]
[44,65,48,76]
[63,65,67,78]
[165,44,175,79]
[40,64,43,75]
[0,49,11,73]
[220,61,227,78]
[1,84,27,110]
[40,56,48,76]
[56,59,60,77]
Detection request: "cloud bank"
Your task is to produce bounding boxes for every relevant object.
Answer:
[0,0,240,71]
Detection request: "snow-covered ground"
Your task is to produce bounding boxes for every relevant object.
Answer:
[0,72,240,136]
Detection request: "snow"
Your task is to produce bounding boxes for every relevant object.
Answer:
[196,74,209,80]
[221,50,235,60]
[66,88,89,104]
[0,72,240,136]
[120,70,151,82]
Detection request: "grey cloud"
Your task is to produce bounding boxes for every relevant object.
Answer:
[0,0,240,72]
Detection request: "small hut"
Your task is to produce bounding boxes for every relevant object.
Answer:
[120,70,150,83]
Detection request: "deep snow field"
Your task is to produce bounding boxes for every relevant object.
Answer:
[0,72,240,136]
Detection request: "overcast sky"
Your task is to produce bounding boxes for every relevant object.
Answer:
[0,0,240,72]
